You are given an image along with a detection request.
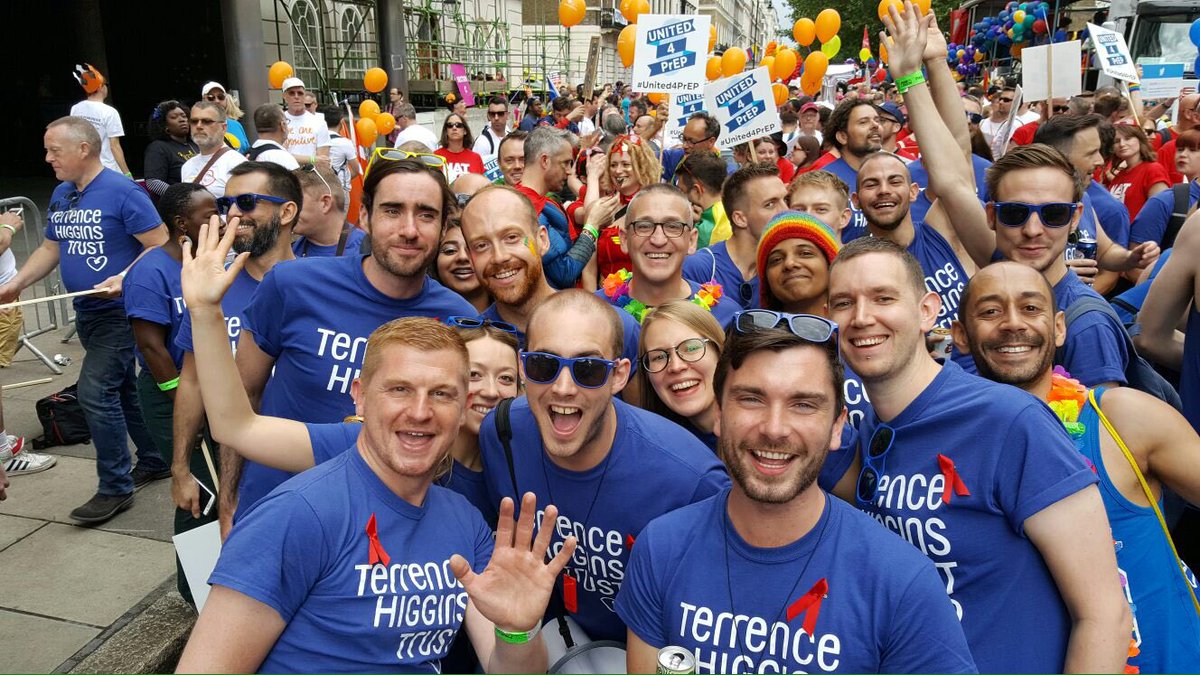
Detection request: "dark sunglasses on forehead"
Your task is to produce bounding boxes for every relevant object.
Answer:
[521,351,616,389]
[204,92,226,102]
[856,424,895,506]
[446,316,518,334]
[991,201,1078,228]
[216,193,288,215]
[966,112,983,125]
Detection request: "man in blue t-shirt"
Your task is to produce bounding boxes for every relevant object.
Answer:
[818,99,885,242]
[477,290,729,644]
[616,309,976,674]
[229,158,475,523]
[0,117,169,524]
[824,235,1131,673]
[176,239,572,673]
[290,163,365,257]
[681,164,788,310]
[954,261,1200,674]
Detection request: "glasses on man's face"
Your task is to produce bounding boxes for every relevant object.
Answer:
[682,134,714,147]
[991,201,1078,228]
[487,109,507,118]
[856,424,895,506]
[998,97,1014,104]
[629,220,691,238]
[520,351,616,389]
[363,147,448,182]
[641,338,713,373]
[205,92,226,102]
[190,117,220,127]
[301,164,333,196]
[216,193,288,215]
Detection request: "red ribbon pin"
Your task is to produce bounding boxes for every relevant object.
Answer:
[562,573,579,613]
[625,534,636,550]
[786,578,829,636]
[937,454,971,504]
[365,513,391,567]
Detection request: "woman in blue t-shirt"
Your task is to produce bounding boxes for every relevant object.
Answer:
[635,301,723,451]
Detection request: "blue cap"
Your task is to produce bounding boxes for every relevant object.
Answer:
[879,102,906,127]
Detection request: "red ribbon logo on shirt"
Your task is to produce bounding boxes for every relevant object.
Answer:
[625,534,636,550]
[937,454,971,504]
[786,578,828,635]
[365,513,391,567]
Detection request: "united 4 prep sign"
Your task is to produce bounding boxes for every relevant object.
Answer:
[666,93,706,144]
[1087,22,1138,82]
[704,67,781,149]
[631,14,711,93]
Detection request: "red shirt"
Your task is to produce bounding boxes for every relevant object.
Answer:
[1158,139,1184,186]
[895,129,920,160]
[797,151,838,175]
[776,157,796,184]
[1106,160,1171,219]
[434,147,484,183]
[1010,121,1039,147]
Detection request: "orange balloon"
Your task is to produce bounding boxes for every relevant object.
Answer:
[915,0,931,15]
[618,25,637,67]
[709,25,717,52]
[877,0,904,21]
[375,112,396,135]
[559,0,586,28]
[358,99,380,120]
[1010,43,1024,58]
[620,0,649,23]
[647,92,667,105]
[766,41,778,57]
[804,50,829,83]
[706,55,723,80]
[815,9,840,44]
[761,56,775,73]
[268,61,294,89]
[793,18,816,47]
[801,76,821,96]
[773,83,789,106]
[356,117,378,147]
[879,42,888,64]
[774,47,798,82]
[721,47,747,77]
[363,67,388,93]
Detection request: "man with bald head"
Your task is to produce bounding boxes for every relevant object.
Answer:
[1157,91,1200,184]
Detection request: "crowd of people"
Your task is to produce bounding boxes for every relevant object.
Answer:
[3,5,1200,673]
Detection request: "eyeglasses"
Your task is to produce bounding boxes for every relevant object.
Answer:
[521,351,616,389]
[629,220,691,238]
[446,316,518,334]
[446,122,466,129]
[204,92,226,102]
[190,117,221,127]
[733,310,838,346]
[641,338,713,373]
[301,163,333,196]
[991,201,1078,228]
[1052,105,1070,114]
[856,424,895,506]
[363,147,447,182]
[998,97,1014,104]
[682,135,715,147]
[216,193,288,215]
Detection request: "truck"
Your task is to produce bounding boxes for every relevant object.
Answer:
[1109,0,1200,72]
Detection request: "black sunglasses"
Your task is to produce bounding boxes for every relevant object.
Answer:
[991,201,1077,228]
[446,315,518,334]
[1052,105,1070,114]
[733,310,838,347]
[205,92,226,102]
[856,424,895,506]
[521,351,616,389]
[447,122,466,129]
[216,193,288,215]
[966,112,983,125]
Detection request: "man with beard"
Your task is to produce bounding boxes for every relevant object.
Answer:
[223,158,475,527]
[476,289,729,644]
[819,99,884,242]
[823,234,1131,673]
[181,101,248,197]
[954,261,1200,673]
[170,161,300,546]
[615,310,976,674]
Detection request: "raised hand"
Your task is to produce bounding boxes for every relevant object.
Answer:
[181,215,248,310]
[923,14,949,64]
[450,493,577,633]
[881,0,933,80]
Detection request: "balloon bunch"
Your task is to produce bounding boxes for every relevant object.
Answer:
[969,1,1055,55]
[783,9,840,95]
[946,42,984,79]
[616,0,652,67]
[354,68,396,148]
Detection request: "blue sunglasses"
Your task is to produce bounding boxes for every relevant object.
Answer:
[216,193,288,215]
[520,351,616,389]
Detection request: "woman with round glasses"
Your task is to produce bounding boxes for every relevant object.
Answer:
[636,301,724,450]
[435,113,484,183]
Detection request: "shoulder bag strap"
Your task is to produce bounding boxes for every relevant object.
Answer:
[191,147,228,185]
[334,224,351,257]
[1163,182,1192,250]
[495,397,519,496]
[1088,388,1200,617]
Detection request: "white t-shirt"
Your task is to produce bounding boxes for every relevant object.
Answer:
[181,150,249,198]
[0,249,15,285]
[473,126,508,158]
[578,117,596,137]
[70,100,125,173]
[328,135,358,194]
[283,110,332,158]
[393,123,440,151]
[250,140,300,170]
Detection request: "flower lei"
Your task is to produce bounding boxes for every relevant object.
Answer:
[1046,366,1087,440]
[601,269,723,323]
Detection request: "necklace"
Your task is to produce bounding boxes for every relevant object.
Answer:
[721,492,832,666]
[601,269,722,323]
[1046,366,1087,439]
[540,447,614,612]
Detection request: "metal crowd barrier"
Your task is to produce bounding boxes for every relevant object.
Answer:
[2,196,67,375]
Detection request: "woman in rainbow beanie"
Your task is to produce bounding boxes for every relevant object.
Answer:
[755,211,841,315]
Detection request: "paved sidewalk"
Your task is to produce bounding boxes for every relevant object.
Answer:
[1,324,190,673]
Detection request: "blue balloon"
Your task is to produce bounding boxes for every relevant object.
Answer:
[1195,54,1200,74]
[1190,18,1200,46]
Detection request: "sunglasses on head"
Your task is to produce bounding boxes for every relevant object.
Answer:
[446,316,518,334]
[966,112,983,124]
[521,351,616,389]
[216,193,288,215]
[363,147,448,182]
[733,310,838,347]
[856,424,895,506]
[205,92,226,102]
[301,163,333,195]
[991,201,1077,228]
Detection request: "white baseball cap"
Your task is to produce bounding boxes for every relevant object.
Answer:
[281,77,306,92]
[201,81,225,96]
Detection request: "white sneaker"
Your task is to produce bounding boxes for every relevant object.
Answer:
[0,437,57,476]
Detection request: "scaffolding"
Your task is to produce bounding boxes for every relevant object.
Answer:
[266,0,382,97]
[401,0,518,96]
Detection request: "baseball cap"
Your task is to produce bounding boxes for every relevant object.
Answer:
[281,77,306,91]
[878,102,906,127]
[201,81,225,96]
[800,102,821,113]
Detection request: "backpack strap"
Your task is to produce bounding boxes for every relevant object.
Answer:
[1055,293,1130,364]
[1162,182,1192,250]
[494,397,519,496]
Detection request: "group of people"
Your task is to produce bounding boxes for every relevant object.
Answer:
[3,5,1200,673]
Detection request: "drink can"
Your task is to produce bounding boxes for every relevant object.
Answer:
[929,327,953,359]
[1075,235,1097,260]
[657,646,696,674]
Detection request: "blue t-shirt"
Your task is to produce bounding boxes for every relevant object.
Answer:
[477,396,730,641]
[122,247,185,371]
[480,301,642,366]
[1053,271,1130,387]
[174,266,259,354]
[1086,179,1131,247]
[681,241,760,310]
[857,360,1098,673]
[210,448,493,674]
[906,155,992,225]
[842,364,872,431]
[45,168,161,312]
[1130,181,1200,246]
[906,221,976,373]
[822,158,866,242]
[616,490,977,674]
[1075,389,1200,674]
[291,226,367,258]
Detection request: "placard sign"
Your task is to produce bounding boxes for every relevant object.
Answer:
[1087,22,1138,82]
[703,67,780,149]
[631,14,711,92]
[666,92,706,144]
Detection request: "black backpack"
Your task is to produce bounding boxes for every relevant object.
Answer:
[1161,182,1192,250]
[32,383,91,449]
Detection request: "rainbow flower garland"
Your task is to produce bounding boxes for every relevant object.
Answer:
[601,269,723,323]
[1046,366,1087,440]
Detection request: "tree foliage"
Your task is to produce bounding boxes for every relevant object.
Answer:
[780,0,959,58]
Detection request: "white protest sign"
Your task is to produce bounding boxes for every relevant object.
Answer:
[173,521,222,612]
[1141,63,1186,99]
[1088,22,1138,82]
[704,67,781,150]
[483,154,502,182]
[666,92,706,144]
[631,14,711,93]
[1020,40,1082,102]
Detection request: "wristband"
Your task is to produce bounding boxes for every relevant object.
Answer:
[895,69,927,94]
[0,224,15,236]
[123,172,133,179]
[157,377,180,392]
[494,624,539,645]
[582,224,599,240]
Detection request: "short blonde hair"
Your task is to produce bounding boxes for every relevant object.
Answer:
[361,318,468,384]
[788,169,850,208]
